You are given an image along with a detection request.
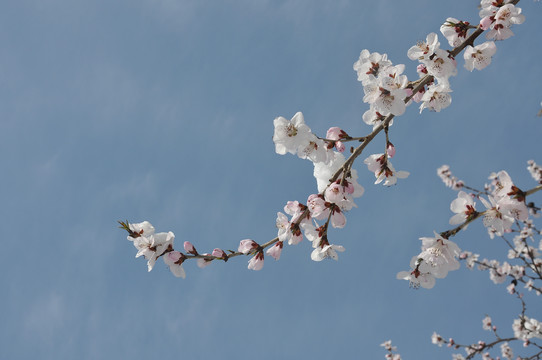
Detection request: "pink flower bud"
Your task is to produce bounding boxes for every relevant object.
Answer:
[184,241,198,255]
[335,140,345,153]
[266,241,283,260]
[326,127,342,140]
[212,248,227,259]
[405,88,413,97]
[166,251,185,264]
[387,143,396,158]
[238,239,259,254]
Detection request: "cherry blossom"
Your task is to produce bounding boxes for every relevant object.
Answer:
[273,112,312,156]
[313,152,364,202]
[440,18,471,47]
[297,136,330,163]
[119,4,542,359]
[133,230,175,272]
[247,251,264,271]
[407,33,440,62]
[212,248,228,260]
[238,239,259,255]
[500,342,513,360]
[419,232,461,278]
[449,191,477,225]
[276,211,303,245]
[464,42,497,71]
[363,65,408,116]
[311,243,345,261]
[486,4,525,41]
[437,165,464,190]
[326,127,348,153]
[396,256,436,289]
[353,49,392,86]
[364,153,409,186]
[184,241,198,255]
[307,194,330,220]
[423,48,457,84]
[419,83,452,113]
[163,251,187,278]
[266,241,283,261]
[527,160,542,184]
[127,221,155,239]
[362,107,393,130]
[482,315,493,331]
[431,332,445,347]
[480,196,514,235]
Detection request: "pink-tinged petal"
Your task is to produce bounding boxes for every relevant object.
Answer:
[197,254,213,268]
[387,143,396,158]
[170,264,186,278]
[335,141,345,153]
[326,127,342,140]
[165,251,183,263]
[212,248,227,259]
[417,64,428,74]
[449,213,466,225]
[247,251,264,271]
[331,208,346,228]
[266,241,283,261]
[288,231,303,245]
[184,241,198,255]
[163,251,187,278]
[480,16,493,30]
[238,239,258,254]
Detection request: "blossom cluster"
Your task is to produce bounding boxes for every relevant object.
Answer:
[398,166,534,289]
[120,0,530,303]
[406,163,542,360]
[273,112,367,263]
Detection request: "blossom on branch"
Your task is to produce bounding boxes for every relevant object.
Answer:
[396,256,436,289]
[440,18,472,47]
[311,242,345,262]
[273,112,312,156]
[449,191,477,225]
[464,42,497,71]
[127,221,174,272]
[353,49,392,86]
[163,251,186,278]
[248,251,264,271]
[364,153,409,186]
[419,83,452,113]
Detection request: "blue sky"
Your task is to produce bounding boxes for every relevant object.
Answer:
[1,1,541,359]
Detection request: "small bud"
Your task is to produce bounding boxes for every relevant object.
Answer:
[387,142,396,158]
[335,141,346,153]
[238,239,259,254]
[184,241,198,255]
[212,248,228,261]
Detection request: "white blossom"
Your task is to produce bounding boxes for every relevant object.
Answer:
[464,42,497,71]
